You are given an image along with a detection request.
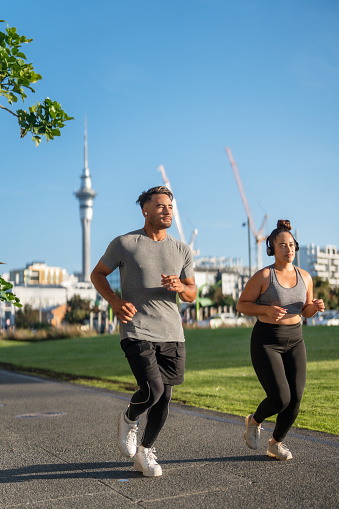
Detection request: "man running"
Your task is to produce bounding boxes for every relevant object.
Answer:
[91,186,197,476]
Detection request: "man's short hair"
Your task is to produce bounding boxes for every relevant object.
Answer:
[136,186,173,209]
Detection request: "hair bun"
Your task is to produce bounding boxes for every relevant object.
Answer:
[277,219,291,231]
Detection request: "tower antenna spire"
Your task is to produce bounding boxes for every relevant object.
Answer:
[75,117,96,282]
[84,115,89,176]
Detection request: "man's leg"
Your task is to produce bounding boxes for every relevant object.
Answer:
[117,378,165,458]
[119,340,184,476]
[133,341,184,476]
[127,378,165,422]
[141,384,173,447]
[133,384,173,477]
[118,339,163,458]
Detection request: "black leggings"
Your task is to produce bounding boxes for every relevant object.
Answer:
[126,379,173,448]
[251,320,307,442]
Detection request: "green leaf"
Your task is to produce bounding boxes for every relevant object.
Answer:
[1,20,73,144]
[0,274,22,306]
[2,282,13,291]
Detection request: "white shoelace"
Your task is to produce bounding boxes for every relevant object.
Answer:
[126,425,138,445]
[277,443,289,452]
[249,422,262,436]
[144,447,158,465]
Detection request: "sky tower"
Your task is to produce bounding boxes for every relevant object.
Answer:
[75,119,96,282]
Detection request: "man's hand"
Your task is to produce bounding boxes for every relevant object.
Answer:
[161,274,185,293]
[110,296,137,324]
[91,261,137,324]
[161,274,197,302]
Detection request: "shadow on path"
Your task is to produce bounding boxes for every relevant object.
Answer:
[0,455,272,484]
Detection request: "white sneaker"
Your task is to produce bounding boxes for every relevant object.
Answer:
[267,442,293,460]
[244,414,262,450]
[117,411,138,458]
[134,446,162,477]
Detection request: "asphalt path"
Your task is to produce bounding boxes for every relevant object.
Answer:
[0,369,338,508]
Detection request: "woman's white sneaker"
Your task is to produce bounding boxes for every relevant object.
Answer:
[267,442,293,460]
[134,446,162,477]
[244,414,262,450]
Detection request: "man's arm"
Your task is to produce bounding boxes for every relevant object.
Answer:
[178,276,198,302]
[91,260,137,323]
[161,274,197,302]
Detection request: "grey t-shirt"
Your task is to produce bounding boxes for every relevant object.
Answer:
[101,228,194,342]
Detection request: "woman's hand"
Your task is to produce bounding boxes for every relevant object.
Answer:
[312,299,325,313]
[266,306,288,321]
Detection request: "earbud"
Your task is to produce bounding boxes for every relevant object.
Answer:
[145,212,148,216]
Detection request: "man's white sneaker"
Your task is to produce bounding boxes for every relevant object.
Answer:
[244,414,262,450]
[267,442,293,460]
[134,446,162,477]
[117,411,138,458]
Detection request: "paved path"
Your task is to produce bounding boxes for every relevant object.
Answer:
[0,369,338,508]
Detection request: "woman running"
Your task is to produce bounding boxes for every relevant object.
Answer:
[237,219,325,460]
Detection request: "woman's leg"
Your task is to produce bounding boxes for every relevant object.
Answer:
[272,339,307,442]
[251,340,291,424]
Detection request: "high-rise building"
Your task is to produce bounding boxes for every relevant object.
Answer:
[299,244,339,288]
[10,261,67,286]
[75,119,96,282]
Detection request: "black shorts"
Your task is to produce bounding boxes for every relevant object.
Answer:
[120,338,186,386]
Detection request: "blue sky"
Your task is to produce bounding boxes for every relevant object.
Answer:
[1,0,338,275]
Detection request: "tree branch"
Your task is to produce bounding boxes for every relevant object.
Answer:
[0,104,18,117]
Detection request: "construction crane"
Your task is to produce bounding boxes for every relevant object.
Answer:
[157,165,199,255]
[189,228,199,253]
[225,147,268,271]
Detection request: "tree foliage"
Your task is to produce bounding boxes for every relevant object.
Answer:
[313,277,339,310]
[0,274,22,308]
[0,20,73,145]
[15,304,39,328]
[205,284,237,309]
[63,295,92,325]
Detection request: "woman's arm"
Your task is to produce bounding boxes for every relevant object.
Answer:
[300,270,325,318]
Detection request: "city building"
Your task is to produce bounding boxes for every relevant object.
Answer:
[299,245,339,289]
[0,277,99,329]
[193,256,249,300]
[10,262,68,286]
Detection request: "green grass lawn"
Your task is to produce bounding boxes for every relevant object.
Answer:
[0,326,338,434]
